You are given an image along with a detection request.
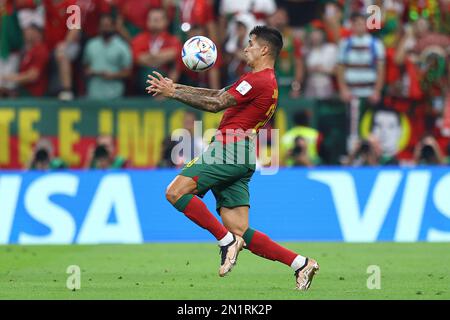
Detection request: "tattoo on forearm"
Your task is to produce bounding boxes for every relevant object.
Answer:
[172,90,236,113]
[175,84,223,97]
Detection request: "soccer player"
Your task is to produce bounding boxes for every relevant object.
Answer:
[146,26,319,290]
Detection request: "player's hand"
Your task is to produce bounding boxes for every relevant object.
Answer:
[146,71,175,97]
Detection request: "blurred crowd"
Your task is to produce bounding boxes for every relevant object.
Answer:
[1,0,450,168]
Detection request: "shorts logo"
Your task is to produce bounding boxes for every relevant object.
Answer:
[236,81,252,96]
[185,157,199,168]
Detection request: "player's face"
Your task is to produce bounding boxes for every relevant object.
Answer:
[243,35,264,67]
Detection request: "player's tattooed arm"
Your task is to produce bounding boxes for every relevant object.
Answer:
[147,71,234,112]
[146,72,224,98]
[174,84,224,97]
[172,89,236,113]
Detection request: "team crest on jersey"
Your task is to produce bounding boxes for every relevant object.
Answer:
[236,81,252,95]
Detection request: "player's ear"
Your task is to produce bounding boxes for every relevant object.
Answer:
[261,45,270,56]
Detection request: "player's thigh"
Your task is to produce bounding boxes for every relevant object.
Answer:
[214,174,253,236]
[165,175,198,204]
[212,167,253,210]
[180,157,250,196]
[220,206,249,237]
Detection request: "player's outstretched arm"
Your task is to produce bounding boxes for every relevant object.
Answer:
[147,71,235,113]
[174,84,224,97]
[172,89,236,113]
[147,75,223,97]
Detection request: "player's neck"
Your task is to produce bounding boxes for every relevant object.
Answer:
[251,61,274,73]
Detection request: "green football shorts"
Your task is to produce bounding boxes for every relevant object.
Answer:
[179,137,256,213]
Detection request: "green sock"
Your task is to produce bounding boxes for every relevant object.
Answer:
[173,194,194,212]
[243,228,255,247]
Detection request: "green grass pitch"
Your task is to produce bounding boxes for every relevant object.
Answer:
[0,243,449,300]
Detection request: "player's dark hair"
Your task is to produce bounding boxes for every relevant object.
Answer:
[94,145,110,159]
[249,25,283,58]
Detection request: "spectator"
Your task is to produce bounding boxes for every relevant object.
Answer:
[84,134,127,169]
[372,0,404,49]
[304,26,338,99]
[219,0,276,44]
[320,1,351,44]
[1,24,49,96]
[180,24,221,89]
[345,136,382,166]
[223,12,255,83]
[91,145,114,169]
[286,136,313,167]
[76,0,112,39]
[115,0,171,42]
[410,18,450,98]
[0,0,23,97]
[43,0,81,101]
[28,138,66,170]
[281,110,322,166]
[16,1,45,30]
[176,0,218,44]
[413,134,446,165]
[83,14,132,99]
[388,23,424,100]
[267,7,303,98]
[131,8,182,95]
[219,0,276,25]
[337,12,385,105]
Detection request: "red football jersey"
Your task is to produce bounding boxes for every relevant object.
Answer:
[19,43,50,96]
[217,68,278,141]
[43,0,77,50]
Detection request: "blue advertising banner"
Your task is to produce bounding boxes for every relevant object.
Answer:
[1,167,450,244]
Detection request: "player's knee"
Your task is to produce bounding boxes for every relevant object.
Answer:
[165,186,182,205]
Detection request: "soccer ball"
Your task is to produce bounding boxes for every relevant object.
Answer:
[181,36,217,72]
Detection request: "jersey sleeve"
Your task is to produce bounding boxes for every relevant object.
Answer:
[227,74,264,105]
